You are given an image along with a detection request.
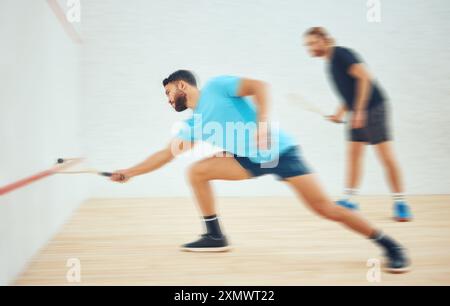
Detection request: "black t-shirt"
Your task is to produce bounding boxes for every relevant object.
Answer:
[329,46,385,110]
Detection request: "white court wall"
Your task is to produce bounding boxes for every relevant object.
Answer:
[0,0,88,285]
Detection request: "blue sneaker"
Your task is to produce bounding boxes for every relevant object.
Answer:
[394,202,412,222]
[336,199,359,210]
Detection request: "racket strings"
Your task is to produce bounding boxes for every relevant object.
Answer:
[286,93,327,117]
[54,158,97,174]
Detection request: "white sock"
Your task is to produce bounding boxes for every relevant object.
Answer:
[343,188,358,201]
[392,193,405,203]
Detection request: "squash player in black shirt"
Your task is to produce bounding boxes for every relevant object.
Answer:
[303,27,412,222]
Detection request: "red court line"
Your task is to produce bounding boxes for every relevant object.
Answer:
[0,159,82,197]
[46,0,82,44]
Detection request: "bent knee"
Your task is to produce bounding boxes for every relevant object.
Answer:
[188,162,210,182]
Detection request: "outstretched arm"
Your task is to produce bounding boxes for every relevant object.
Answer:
[111,138,195,182]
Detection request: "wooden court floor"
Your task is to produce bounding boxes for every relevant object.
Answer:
[14,196,450,285]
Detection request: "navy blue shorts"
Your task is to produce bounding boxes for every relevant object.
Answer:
[349,103,392,145]
[233,146,311,181]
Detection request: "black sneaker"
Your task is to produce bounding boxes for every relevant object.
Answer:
[383,247,411,273]
[180,234,231,252]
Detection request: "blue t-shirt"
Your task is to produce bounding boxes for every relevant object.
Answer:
[176,76,297,163]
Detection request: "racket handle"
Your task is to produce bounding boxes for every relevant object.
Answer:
[100,172,126,180]
[324,115,346,124]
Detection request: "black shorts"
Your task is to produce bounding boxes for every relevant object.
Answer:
[349,103,392,145]
[233,146,311,181]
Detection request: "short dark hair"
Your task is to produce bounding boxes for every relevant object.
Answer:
[163,70,197,87]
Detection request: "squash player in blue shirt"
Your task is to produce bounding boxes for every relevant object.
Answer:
[110,70,410,273]
[304,27,412,222]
